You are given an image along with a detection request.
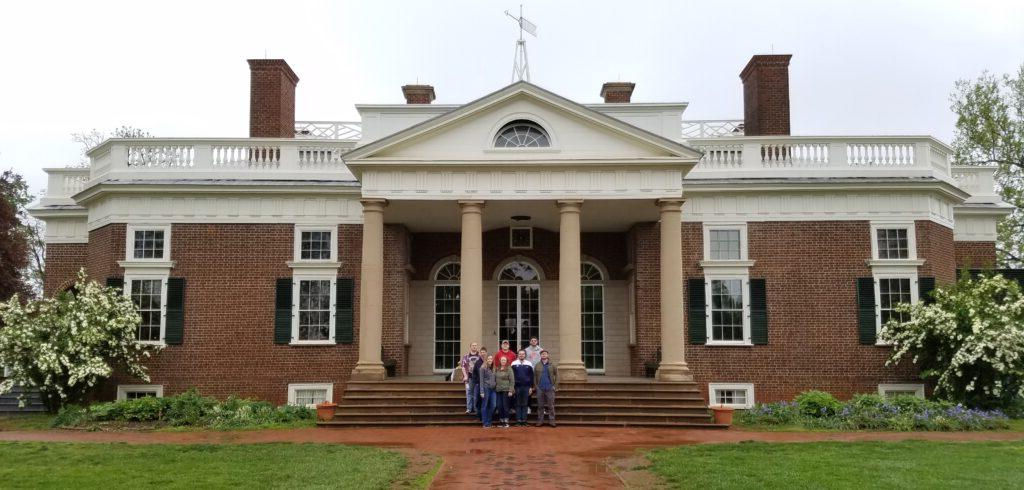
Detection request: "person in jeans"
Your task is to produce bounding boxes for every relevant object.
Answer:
[524,336,544,366]
[533,349,558,427]
[472,347,488,420]
[478,355,497,428]
[494,356,515,428]
[510,349,535,427]
[459,342,481,414]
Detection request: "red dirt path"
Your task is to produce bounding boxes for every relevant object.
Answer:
[3,426,1024,488]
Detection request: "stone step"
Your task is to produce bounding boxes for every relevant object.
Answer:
[556,389,703,399]
[557,394,706,404]
[341,396,467,405]
[557,404,709,415]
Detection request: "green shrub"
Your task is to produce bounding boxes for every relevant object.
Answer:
[165,389,217,426]
[52,405,88,427]
[119,396,168,421]
[795,390,842,418]
[86,402,123,421]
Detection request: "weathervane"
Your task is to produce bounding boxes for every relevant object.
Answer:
[505,5,537,82]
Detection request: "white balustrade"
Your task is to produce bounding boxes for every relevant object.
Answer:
[688,136,956,181]
[212,144,282,169]
[126,144,195,168]
[951,165,999,201]
[681,120,745,138]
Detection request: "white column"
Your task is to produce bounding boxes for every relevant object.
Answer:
[655,198,693,382]
[459,200,485,359]
[351,199,387,381]
[557,199,587,381]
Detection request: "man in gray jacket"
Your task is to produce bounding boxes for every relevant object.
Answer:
[532,350,558,427]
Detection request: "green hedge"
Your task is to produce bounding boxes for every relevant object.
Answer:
[737,391,1010,431]
[53,389,314,429]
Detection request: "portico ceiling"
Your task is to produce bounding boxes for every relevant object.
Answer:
[383,198,663,233]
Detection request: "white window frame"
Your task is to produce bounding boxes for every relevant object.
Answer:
[870,222,917,261]
[878,383,925,398]
[873,273,919,345]
[433,261,461,374]
[125,224,172,262]
[704,275,752,346]
[116,384,164,401]
[124,275,169,346]
[581,261,606,374]
[293,225,337,263]
[287,383,334,408]
[709,383,755,409]
[509,226,533,250]
[703,223,748,262]
[291,276,337,345]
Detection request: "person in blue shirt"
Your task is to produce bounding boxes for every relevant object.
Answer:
[510,349,535,427]
[532,350,558,427]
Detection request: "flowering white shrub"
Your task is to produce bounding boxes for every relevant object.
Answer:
[883,274,1024,410]
[0,270,153,411]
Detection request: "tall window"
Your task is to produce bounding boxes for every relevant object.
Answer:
[494,120,550,148]
[709,279,745,342]
[297,279,332,341]
[878,278,912,326]
[129,279,164,342]
[876,228,910,259]
[434,261,461,371]
[581,262,604,371]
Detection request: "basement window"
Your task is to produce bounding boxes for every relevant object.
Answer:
[288,383,333,408]
[878,383,925,399]
[709,383,754,409]
[117,384,164,401]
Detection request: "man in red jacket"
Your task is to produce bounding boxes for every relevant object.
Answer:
[493,340,517,369]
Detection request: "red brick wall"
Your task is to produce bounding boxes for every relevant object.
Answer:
[632,220,957,402]
[248,59,298,138]
[383,225,410,376]
[409,227,628,281]
[916,220,956,284]
[954,241,998,269]
[740,54,792,136]
[85,224,126,283]
[98,223,387,404]
[43,243,87,296]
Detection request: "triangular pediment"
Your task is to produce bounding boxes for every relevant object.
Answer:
[344,82,702,167]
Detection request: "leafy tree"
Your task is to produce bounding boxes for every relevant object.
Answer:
[0,169,33,300]
[0,270,152,412]
[950,64,1024,266]
[883,274,1024,410]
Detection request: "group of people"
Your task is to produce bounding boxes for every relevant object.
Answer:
[458,337,558,428]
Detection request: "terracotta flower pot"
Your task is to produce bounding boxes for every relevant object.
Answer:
[711,405,735,425]
[316,402,338,422]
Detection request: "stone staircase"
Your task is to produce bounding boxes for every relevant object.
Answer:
[320,379,726,428]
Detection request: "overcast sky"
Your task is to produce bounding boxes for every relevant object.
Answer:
[1,0,1022,198]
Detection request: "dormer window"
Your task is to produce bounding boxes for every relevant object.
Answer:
[494,120,550,148]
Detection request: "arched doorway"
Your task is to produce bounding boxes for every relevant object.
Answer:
[496,259,541,352]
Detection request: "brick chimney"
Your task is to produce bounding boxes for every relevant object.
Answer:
[739,54,792,136]
[600,82,635,103]
[248,59,299,138]
[401,85,435,104]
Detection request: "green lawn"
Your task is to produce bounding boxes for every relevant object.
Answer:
[648,440,1024,489]
[0,442,407,489]
[0,414,54,431]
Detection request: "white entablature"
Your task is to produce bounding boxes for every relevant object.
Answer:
[345,81,701,200]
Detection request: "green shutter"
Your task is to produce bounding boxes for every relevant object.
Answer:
[335,278,355,344]
[688,279,706,345]
[274,278,293,344]
[750,278,768,345]
[857,277,877,345]
[164,278,185,345]
[106,277,124,292]
[918,277,936,305]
